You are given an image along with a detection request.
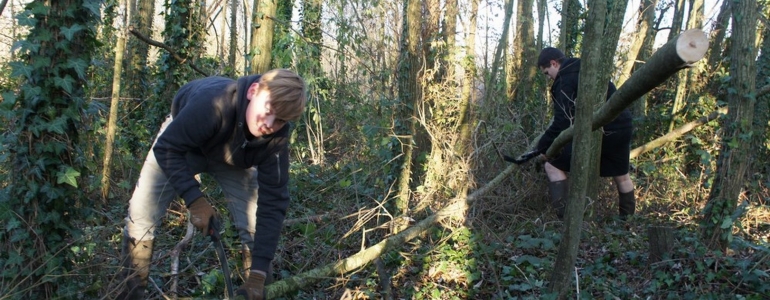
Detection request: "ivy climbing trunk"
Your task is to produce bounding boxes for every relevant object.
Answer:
[249,0,277,74]
[752,5,770,198]
[559,0,582,56]
[700,0,758,252]
[457,0,478,157]
[395,0,423,222]
[1,0,98,297]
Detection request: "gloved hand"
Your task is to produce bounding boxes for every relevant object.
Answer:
[236,270,266,300]
[188,196,217,236]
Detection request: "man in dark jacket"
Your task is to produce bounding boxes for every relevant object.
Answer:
[532,47,636,219]
[119,69,307,300]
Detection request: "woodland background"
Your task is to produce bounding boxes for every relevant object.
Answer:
[0,0,768,299]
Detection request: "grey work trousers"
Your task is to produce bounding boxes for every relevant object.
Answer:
[125,116,258,249]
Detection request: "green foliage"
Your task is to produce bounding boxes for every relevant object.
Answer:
[0,1,101,297]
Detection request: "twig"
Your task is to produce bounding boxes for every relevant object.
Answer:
[170,221,195,297]
[282,212,336,226]
[128,26,209,77]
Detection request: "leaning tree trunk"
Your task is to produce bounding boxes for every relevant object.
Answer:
[548,0,627,298]
[701,0,758,252]
[545,29,709,158]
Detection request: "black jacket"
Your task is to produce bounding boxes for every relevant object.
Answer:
[535,58,632,154]
[153,75,290,270]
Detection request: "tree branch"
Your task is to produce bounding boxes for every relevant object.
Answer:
[128,26,209,77]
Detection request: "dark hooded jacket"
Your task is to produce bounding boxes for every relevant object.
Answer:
[153,75,290,271]
[535,58,632,155]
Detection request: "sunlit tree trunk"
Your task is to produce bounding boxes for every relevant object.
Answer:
[669,0,702,131]
[457,0,478,157]
[395,0,423,220]
[700,0,758,252]
[512,0,536,104]
[536,0,546,50]
[249,0,277,73]
[549,0,628,298]
[102,0,129,201]
[617,0,658,87]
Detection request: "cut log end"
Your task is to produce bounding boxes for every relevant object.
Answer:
[675,29,709,64]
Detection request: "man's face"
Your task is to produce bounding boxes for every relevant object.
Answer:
[245,83,286,138]
[540,60,560,80]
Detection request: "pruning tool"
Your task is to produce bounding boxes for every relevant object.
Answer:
[503,150,540,165]
[209,215,235,299]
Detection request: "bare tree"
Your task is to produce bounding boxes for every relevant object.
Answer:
[249,0,277,73]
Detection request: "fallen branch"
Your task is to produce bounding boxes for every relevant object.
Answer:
[128,26,209,77]
[265,164,518,298]
[630,107,728,158]
[628,80,770,158]
[283,212,335,226]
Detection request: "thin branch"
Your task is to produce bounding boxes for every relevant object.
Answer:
[128,26,209,77]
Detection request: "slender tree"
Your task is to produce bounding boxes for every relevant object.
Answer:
[700,0,758,251]
[548,0,628,298]
[512,0,537,104]
[559,0,582,56]
[228,0,238,69]
[102,0,129,201]
[617,0,658,87]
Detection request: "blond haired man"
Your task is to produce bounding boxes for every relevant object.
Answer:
[119,69,307,300]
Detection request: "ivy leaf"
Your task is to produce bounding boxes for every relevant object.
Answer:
[56,166,80,188]
[9,61,34,79]
[60,24,85,41]
[54,75,75,94]
[83,0,103,19]
[719,217,733,229]
[1,91,17,109]
[65,59,89,80]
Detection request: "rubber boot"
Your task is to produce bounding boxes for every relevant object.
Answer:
[548,180,568,219]
[118,234,153,300]
[618,191,636,219]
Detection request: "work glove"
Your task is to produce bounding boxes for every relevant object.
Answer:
[188,196,217,236]
[236,270,266,300]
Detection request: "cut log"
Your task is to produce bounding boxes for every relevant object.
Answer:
[546,29,709,159]
[647,226,675,263]
[264,163,519,298]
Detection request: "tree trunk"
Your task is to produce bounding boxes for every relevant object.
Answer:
[395,0,423,222]
[249,0,277,74]
[549,1,628,298]
[617,0,658,87]
[701,0,758,251]
[457,0,479,157]
[669,0,704,131]
[102,0,129,201]
[489,0,512,101]
[512,0,537,104]
[559,0,582,56]
[228,0,238,69]
[545,29,709,158]
[667,0,685,41]
[706,0,731,75]
[752,6,770,200]
[536,0,546,50]
[648,226,675,263]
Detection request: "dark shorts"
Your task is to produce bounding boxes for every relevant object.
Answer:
[549,127,632,177]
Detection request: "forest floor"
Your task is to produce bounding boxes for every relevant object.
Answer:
[107,164,770,300]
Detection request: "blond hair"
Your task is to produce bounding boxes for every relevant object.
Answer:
[258,69,308,121]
